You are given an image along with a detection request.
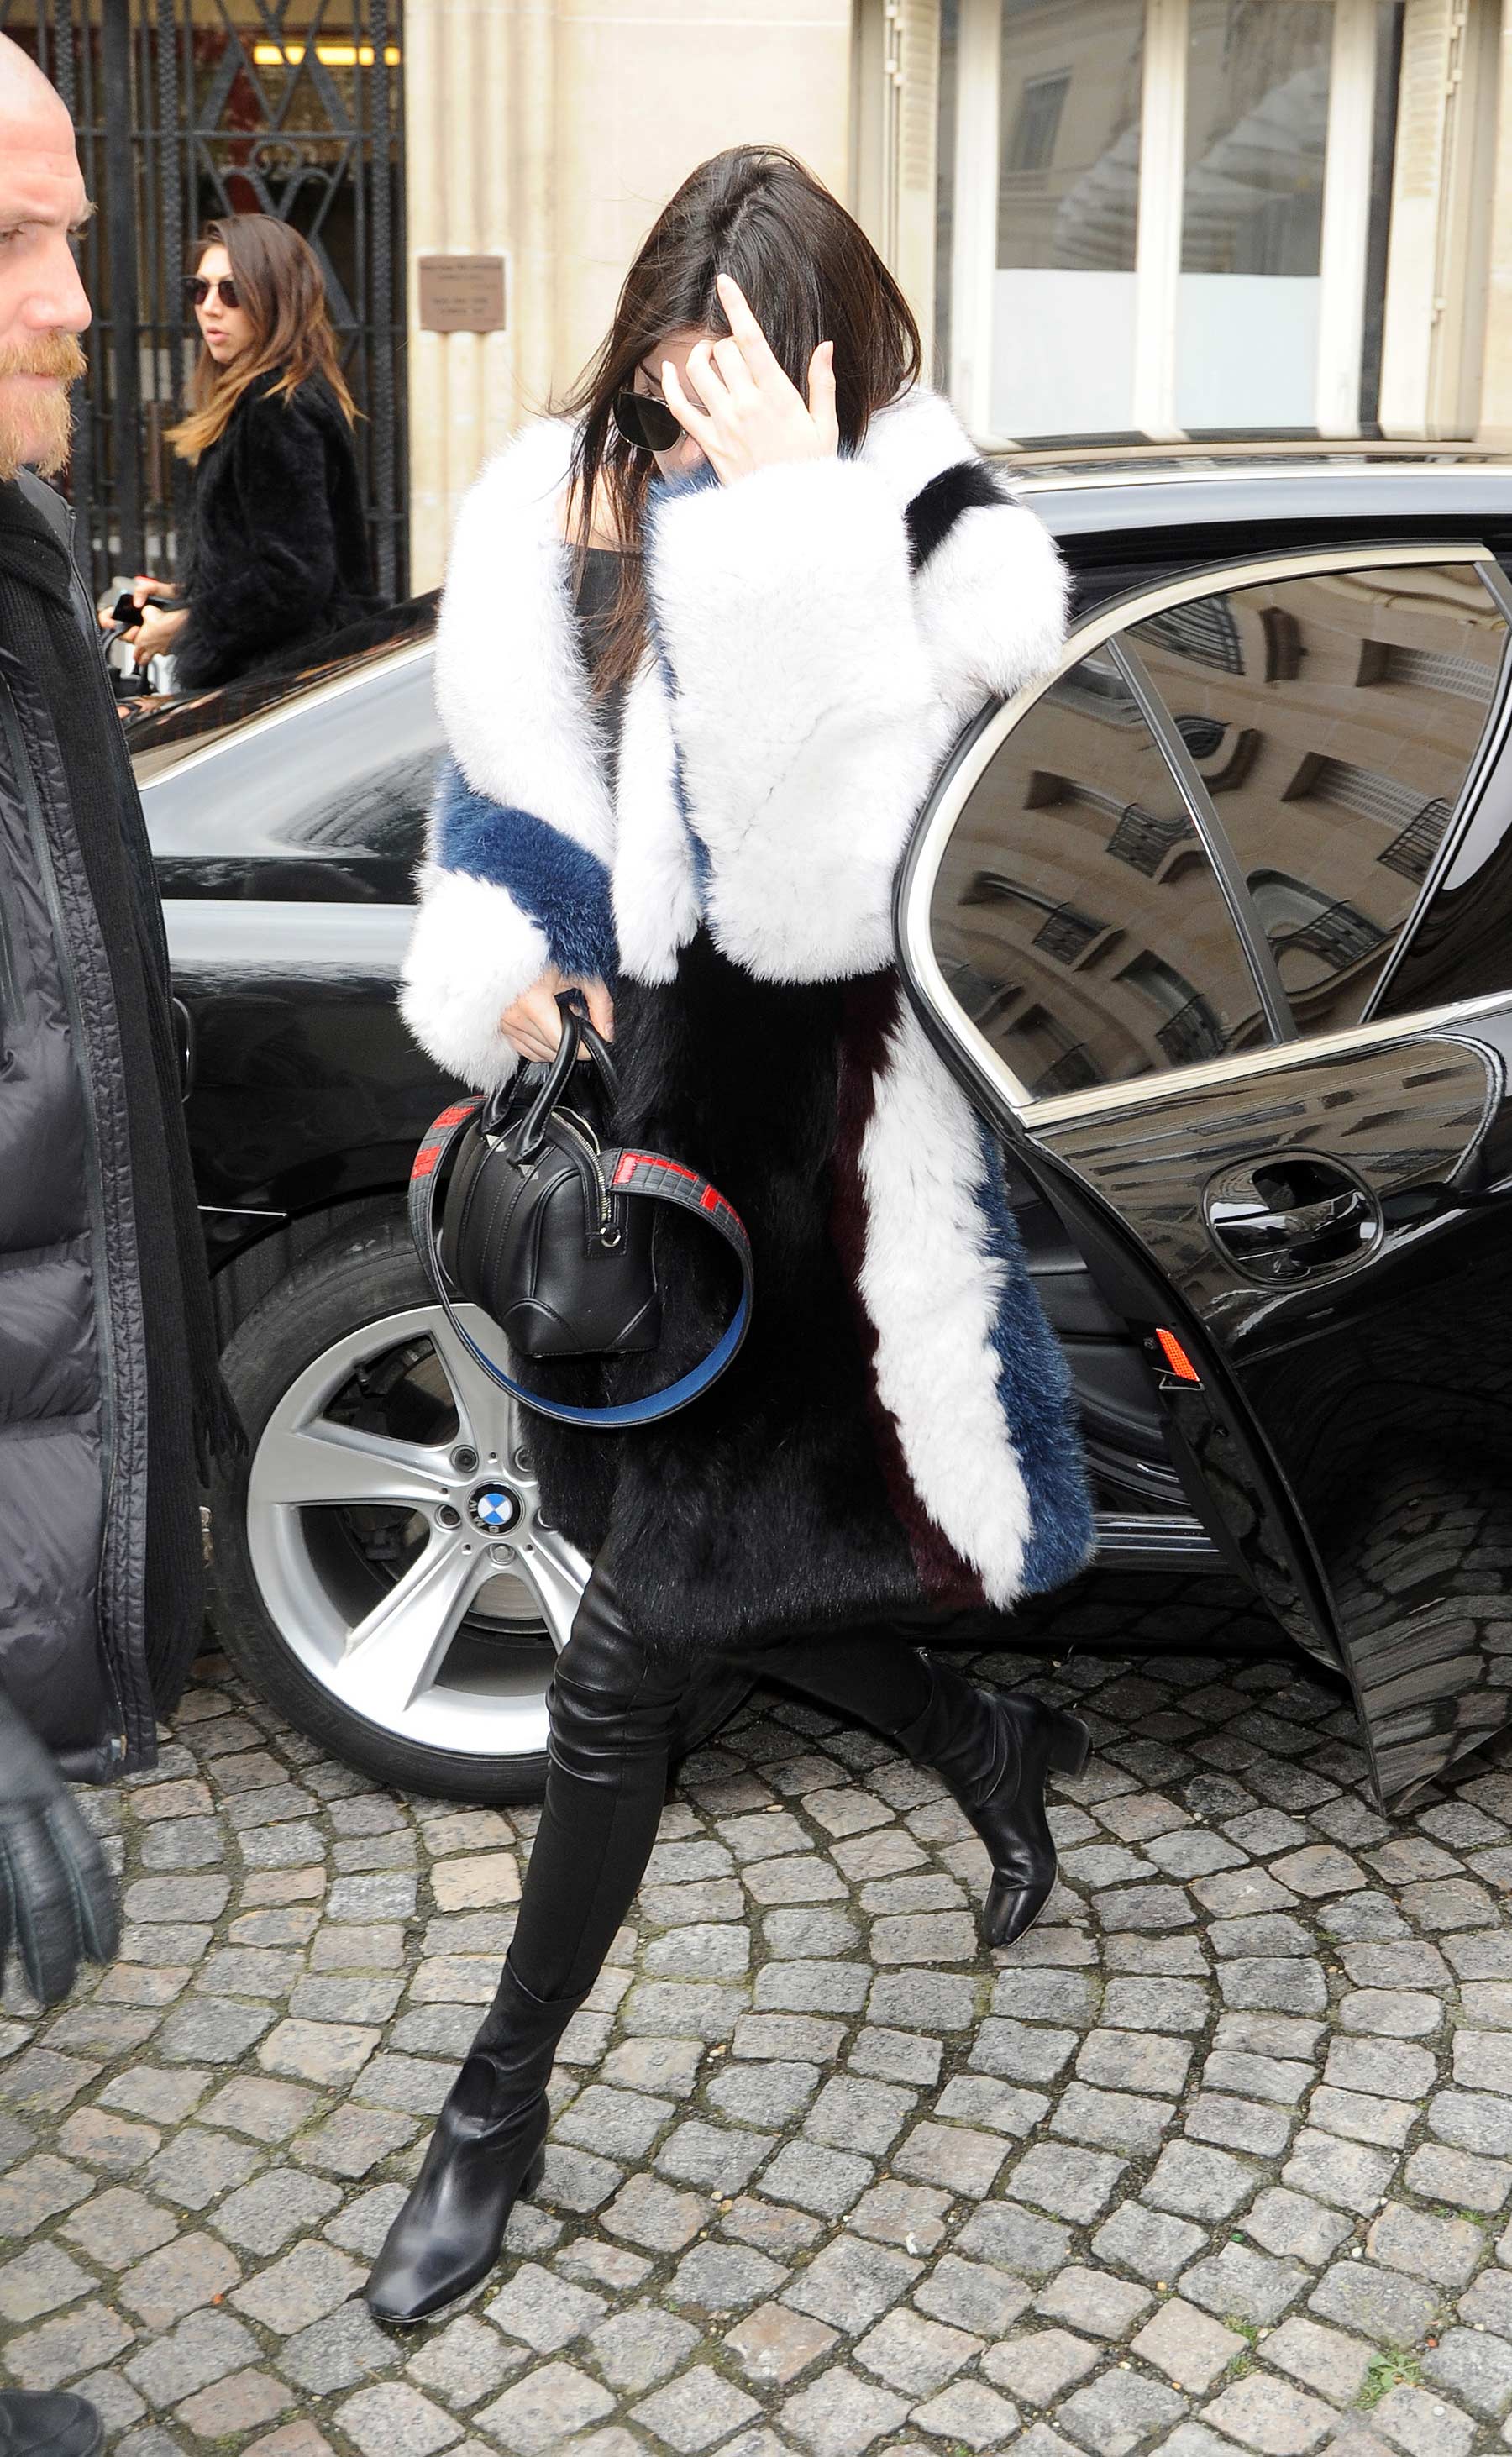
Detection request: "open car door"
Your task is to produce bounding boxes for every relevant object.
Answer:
[900,539,1512,1809]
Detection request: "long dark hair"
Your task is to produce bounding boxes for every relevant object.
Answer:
[560,144,921,693]
[167,215,360,464]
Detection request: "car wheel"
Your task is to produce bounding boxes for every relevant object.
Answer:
[209,1210,751,1803]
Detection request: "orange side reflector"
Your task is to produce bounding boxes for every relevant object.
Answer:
[1155,1326,1201,1384]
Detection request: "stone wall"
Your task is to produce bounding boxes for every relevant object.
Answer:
[402,0,853,590]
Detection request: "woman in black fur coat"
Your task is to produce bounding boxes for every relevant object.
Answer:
[365,146,1096,2328]
[119,214,380,689]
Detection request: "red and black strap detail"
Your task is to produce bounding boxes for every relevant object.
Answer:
[609,1150,749,1258]
[410,1097,483,1183]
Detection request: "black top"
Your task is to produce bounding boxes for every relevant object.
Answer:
[573,543,636,799]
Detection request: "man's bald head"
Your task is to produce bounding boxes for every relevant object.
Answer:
[0,29,71,121]
[0,34,90,482]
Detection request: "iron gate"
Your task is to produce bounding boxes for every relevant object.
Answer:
[3,0,407,601]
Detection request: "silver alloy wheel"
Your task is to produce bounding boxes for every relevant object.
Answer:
[246,1301,591,1764]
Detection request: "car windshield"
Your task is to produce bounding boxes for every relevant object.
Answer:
[124,594,439,785]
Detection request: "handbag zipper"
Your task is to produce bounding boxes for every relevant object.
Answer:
[552,1109,622,1248]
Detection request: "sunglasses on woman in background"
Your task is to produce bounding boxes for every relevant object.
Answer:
[612,389,683,454]
[184,275,241,310]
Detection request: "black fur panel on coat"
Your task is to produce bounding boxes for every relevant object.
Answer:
[173,371,381,691]
[516,930,930,1661]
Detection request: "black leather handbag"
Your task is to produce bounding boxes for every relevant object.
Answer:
[409,997,753,1427]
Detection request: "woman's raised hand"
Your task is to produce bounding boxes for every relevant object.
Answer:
[499,966,614,1063]
[661,273,838,486]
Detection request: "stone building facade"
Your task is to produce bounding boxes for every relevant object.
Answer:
[402,0,1512,589]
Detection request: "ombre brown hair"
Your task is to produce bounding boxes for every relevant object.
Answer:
[560,144,921,694]
[166,215,360,464]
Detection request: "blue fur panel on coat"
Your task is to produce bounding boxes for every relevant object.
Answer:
[973,1120,1096,1595]
[433,759,617,985]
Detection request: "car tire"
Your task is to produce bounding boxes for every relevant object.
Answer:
[209,1207,752,1803]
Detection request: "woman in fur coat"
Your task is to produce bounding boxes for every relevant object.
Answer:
[366,144,1095,2328]
[118,214,381,690]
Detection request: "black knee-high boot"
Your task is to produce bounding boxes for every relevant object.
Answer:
[364,1567,690,2325]
[363,1953,587,2326]
[893,1651,1089,1946]
[764,1624,1089,1949]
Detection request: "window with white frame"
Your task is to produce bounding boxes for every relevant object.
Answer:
[937,0,1404,443]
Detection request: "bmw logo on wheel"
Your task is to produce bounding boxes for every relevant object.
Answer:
[470,1486,520,1533]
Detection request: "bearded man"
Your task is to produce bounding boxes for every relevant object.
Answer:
[0,39,239,2454]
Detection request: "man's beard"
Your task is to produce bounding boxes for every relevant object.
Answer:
[0,334,88,482]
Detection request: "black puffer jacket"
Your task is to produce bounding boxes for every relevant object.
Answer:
[0,474,231,1780]
[174,369,382,690]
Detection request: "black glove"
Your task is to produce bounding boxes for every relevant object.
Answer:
[0,1687,121,2006]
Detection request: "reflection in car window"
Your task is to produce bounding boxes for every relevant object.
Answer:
[126,597,438,785]
[929,650,1271,1096]
[1376,609,1512,1017]
[141,649,441,903]
[1128,563,1510,1038]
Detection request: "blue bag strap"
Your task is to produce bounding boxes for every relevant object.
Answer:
[408,1099,753,1428]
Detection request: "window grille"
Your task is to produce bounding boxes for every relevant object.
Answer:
[1308,760,1429,830]
[1174,713,1226,759]
[1029,1042,1100,1097]
[1378,796,1452,881]
[1274,900,1387,969]
[1155,996,1227,1066]
[1139,598,1244,675]
[1106,805,1194,874]
[1383,645,1496,704]
[1033,904,1105,963]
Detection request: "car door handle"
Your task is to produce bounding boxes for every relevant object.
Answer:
[1248,1189,1362,1244]
[1203,1154,1379,1282]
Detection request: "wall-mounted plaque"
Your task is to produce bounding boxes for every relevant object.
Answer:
[417,255,507,333]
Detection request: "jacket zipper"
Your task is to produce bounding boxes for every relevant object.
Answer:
[0,664,131,1767]
[0,872,14,1068]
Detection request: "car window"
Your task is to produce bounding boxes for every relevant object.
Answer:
[141,648,440,903]
[1126,561,1510,1039]
[1373,642,1512,1020]
[928,648,1273,1097]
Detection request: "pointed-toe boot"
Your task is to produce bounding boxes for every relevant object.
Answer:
[897,1654,1090,1948]
[0,2392,103,2457]
[364,1956,585,2326]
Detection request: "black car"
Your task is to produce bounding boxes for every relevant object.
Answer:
[133,444,1512,1813]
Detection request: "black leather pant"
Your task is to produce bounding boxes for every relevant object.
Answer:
[507,1570,936,2000]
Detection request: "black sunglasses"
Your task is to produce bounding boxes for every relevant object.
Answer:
[612,388,682,454]
[185,274,240,310]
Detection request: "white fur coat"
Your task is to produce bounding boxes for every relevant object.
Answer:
[400,386,1093,1619]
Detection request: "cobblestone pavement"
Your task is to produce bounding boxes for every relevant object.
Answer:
[3,1573,1512,2457]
